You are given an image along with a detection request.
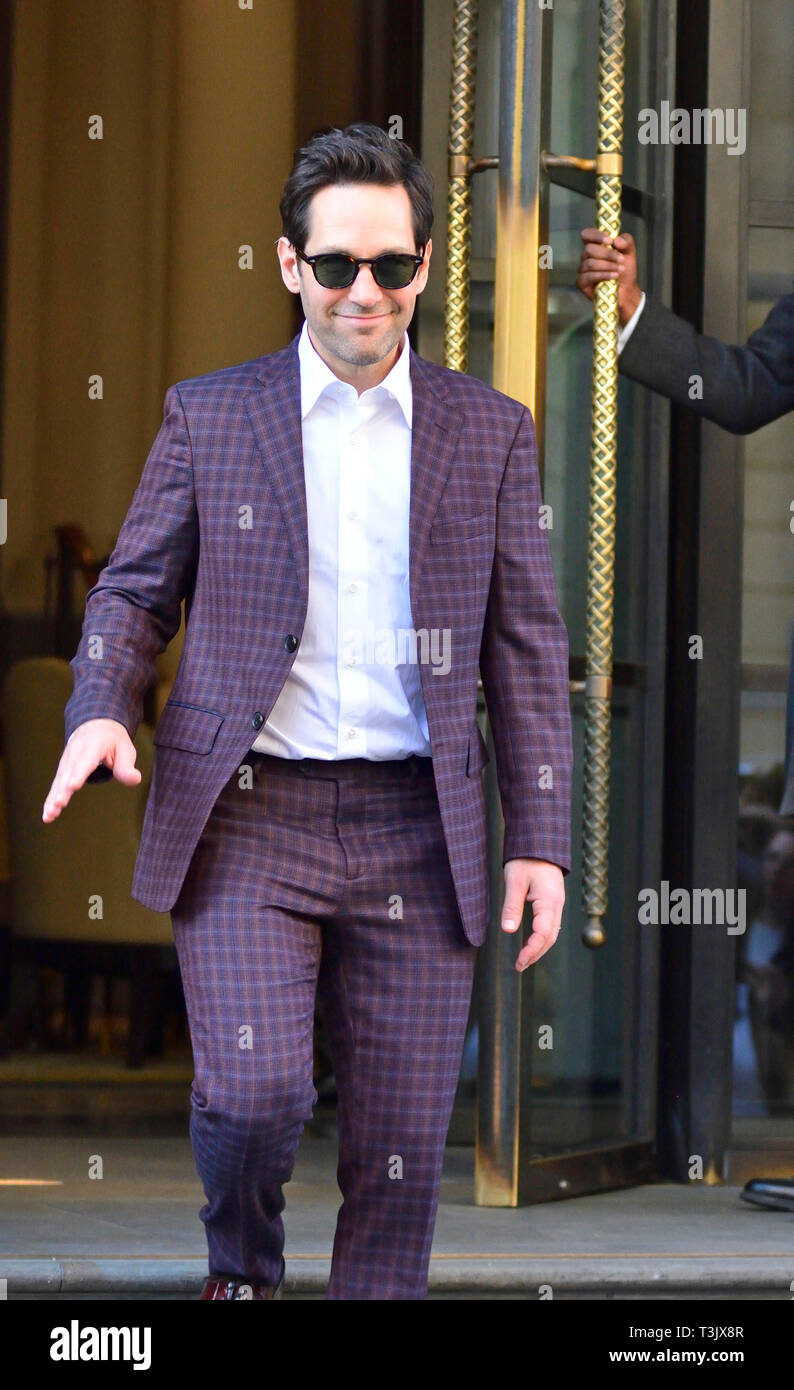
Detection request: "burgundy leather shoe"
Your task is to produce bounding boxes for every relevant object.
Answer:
[198,1258,286,1300]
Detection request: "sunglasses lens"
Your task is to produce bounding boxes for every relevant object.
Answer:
[313,256,356,289]
[373,255,418,288]
[308,253,420,289]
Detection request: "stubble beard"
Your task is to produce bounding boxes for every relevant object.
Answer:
[315,309,405,368]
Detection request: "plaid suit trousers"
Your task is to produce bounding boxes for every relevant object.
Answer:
[169,749,478,1300]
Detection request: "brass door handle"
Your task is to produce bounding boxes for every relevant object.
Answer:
[449,154,500,177]
[542,151,596,172]
[542,150,623,175]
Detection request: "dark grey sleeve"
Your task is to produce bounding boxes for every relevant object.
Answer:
[618,290,794,435]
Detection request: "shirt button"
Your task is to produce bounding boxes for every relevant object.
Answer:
[346,728,358,739]
[348,582,358,593]
[347,510,358,520]
[284,633,298,652]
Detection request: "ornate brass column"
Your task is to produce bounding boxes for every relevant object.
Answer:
[582,0,625,948]
[444,0,479,374]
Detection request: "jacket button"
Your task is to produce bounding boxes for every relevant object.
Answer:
[284,633,298,652]
[251,711,264,730]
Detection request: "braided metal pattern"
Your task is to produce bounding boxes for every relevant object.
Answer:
[582,0,625,941]
[444,0,479,374]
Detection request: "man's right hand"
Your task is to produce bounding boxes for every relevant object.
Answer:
[42,718,142,822]
[576,227,643,326]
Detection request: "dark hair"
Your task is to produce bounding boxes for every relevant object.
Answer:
[279,122,434,254]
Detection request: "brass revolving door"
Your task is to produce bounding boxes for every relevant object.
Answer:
[421,0,676,1203]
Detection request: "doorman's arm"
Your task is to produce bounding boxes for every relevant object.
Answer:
[620,290,794,434]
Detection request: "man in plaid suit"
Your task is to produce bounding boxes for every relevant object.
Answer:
[43,123,573,1300]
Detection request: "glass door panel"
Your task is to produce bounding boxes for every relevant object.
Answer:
[421,0,675,1192]
[499,0,673,1172]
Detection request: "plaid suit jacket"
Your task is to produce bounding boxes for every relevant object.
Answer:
[64,330,573,946]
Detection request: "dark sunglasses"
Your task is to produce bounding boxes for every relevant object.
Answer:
[294,246,425,290]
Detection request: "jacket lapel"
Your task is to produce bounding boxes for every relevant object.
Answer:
[244,331,463,624]
[406,350,462,619]
[244,336,310,611]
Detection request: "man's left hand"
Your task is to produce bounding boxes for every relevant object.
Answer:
[501,858,565,971]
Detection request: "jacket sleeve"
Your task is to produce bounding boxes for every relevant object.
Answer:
[478,405,573,874]
[619,290,794,434]
[63,384,199,776]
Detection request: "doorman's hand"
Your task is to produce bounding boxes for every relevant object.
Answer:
[501,859,565,971]
[576,227,643,326]
[42,718,141,822]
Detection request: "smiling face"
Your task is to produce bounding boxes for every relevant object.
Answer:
[277,182,432,391]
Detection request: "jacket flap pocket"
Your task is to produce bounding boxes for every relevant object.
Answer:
[466,722,491,777]
[430,511,490,544]
[153,701,225,754]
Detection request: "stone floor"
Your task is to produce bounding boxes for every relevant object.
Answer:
[2,1112,793,1299]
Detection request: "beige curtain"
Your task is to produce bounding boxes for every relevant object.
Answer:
[1,0,298,617]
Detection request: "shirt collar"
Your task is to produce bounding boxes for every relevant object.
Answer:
[298,319,412,428]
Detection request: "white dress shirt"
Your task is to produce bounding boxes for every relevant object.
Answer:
[251,319,431,761]
[617,291,646,354]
